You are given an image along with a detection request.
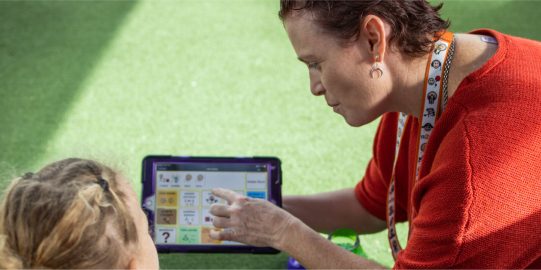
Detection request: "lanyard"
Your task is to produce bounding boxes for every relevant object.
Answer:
[386,32,455,261]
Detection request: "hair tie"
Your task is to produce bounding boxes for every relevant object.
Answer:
[97,178,109,192]
[22,172,34,180]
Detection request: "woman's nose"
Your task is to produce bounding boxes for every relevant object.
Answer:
[310,79,325,96]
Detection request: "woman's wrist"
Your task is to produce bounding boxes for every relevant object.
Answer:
[274,215,312,252]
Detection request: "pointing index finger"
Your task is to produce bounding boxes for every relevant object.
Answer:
[211,188,238,204]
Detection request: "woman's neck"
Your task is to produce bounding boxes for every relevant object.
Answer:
[388,52,430,118]
[388,33,498,118]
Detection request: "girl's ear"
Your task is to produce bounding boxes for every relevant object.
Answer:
[128,257,137,270]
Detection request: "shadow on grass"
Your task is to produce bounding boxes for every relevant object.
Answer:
[0,1,137,179]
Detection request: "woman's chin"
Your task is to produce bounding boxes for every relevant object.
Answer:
[343,116,363,127]
[343,113,377,127]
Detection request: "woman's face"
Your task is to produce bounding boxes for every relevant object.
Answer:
[284,13,392,127]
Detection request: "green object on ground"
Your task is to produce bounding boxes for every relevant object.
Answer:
[328,229,368,258]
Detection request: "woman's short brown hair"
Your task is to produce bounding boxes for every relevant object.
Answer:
[279,0,450,57]
[0,158,139,269]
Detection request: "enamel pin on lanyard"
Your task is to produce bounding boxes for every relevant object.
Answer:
[386,32,455,261]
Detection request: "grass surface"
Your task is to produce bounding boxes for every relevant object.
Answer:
[1,0,539,268]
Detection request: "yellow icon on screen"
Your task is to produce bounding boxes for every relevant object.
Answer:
[157,190,178,207]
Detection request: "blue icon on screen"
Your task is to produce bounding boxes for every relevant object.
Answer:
[247,191,266,199]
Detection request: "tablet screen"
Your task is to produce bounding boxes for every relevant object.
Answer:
[142,156,281,253]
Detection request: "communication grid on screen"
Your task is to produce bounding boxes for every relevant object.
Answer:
[152,162,270,246]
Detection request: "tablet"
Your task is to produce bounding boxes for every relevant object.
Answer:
[141,156,282,253]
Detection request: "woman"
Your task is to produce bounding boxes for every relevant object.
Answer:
[0,158,159,269]
[209,0,541,268]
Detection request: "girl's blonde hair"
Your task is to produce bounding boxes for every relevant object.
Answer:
[0,158,139,269]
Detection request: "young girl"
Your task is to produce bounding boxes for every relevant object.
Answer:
[0,158,159,269]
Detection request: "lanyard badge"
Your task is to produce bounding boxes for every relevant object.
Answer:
[386,32,455,261]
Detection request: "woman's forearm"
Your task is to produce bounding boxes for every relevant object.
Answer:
[282,188,386,234]
[276,218,387,269]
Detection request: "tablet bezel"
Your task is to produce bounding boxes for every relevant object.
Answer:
[141,155,282,254]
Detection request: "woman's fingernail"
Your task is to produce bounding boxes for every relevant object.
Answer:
[209,229,219,239]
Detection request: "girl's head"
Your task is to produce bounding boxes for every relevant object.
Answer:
[0,158,159,269]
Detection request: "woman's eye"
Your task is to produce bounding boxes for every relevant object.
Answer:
[308,62,319,70]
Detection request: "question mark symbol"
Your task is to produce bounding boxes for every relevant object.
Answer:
[162,232,170,243]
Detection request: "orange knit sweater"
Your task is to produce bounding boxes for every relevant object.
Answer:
[355,29,541,268]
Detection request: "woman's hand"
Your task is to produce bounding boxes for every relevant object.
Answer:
[209,188,385,269]
[208,188,296,248]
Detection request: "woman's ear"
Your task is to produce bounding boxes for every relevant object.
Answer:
[360,15,387,62]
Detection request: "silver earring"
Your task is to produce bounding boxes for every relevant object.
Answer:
[370,54,383,79]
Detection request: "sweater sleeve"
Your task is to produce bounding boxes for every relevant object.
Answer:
[393,119,470,268]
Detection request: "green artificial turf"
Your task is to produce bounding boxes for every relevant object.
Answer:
[1,0,539,268]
